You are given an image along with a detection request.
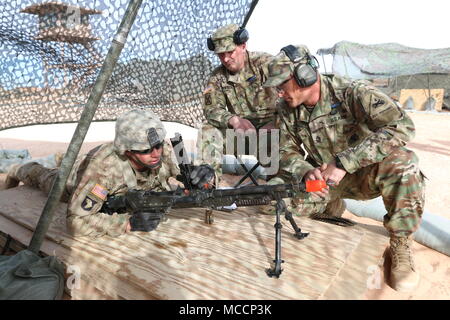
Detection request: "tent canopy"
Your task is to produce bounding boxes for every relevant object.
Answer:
[317,41,450,79]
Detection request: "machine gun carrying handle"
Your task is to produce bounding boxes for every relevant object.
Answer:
[170,132,194,190]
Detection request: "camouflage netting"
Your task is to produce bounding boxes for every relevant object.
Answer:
[317,41,450,110]
[0,0,254,130]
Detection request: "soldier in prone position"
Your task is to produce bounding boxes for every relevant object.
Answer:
[5,109,215,237]
[263,44,426,292]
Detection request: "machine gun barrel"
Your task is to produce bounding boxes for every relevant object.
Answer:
[210,182,306,197]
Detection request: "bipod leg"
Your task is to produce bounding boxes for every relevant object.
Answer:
[234,159,260,187]
[285,209,309,240]
[204,208,214,224]
[266,198,284,278]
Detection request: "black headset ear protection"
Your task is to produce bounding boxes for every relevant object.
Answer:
[207,28,249,51]
[281,45,319,87]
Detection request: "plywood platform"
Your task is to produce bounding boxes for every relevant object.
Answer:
[0,186,389,300]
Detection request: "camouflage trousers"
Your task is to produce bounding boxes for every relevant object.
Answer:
[12,162,70,201]
[278,147,425,237]
[196,123,279,178]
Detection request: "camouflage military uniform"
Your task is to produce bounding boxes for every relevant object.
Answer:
[67,141,178,237]
[270,74,425,237]
[8,110,180,238]
[203,50,278,130]
[198,24,279,173]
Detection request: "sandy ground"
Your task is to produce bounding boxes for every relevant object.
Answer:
[0,111,449,300]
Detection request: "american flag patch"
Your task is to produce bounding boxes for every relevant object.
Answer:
[203,86,213,94]
[90,184,108,200]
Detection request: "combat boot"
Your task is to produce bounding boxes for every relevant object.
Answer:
[324,198,346,217]
[4,163,22,189]
[389,235,420,292]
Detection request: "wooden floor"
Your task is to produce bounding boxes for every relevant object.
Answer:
[0,186,389,300]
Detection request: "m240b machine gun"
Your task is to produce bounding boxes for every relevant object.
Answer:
[103,133,327,277]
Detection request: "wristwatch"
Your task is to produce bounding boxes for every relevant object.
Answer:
[335,156,346,171]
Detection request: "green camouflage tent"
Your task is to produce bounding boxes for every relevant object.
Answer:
[317,41,450,110]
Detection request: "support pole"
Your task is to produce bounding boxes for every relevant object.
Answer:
[28,0,143,254]
[241,0,259,29]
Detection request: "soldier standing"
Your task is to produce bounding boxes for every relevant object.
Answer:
[263,45,425,292]
[5,109,215,237]
[198,23,279,176]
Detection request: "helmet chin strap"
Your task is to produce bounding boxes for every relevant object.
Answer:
[135,157,162,170]
[127,153,162,171]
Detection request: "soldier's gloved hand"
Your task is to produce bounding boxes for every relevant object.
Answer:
[129,211,164,232]
[190,164,215,189]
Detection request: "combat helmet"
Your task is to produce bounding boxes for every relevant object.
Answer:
[113,109,166,155]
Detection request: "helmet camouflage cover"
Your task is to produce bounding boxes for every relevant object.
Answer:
[114,109,166,154]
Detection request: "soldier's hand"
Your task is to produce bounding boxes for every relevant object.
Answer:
[228,116,256,132]
[304,168,329,198]
[321,160,346,186]
[190,164,215,189]
[260,121,276,131]
[126,221,131,233]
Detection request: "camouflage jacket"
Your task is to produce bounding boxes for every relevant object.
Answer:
[65,142,179,238]
[278,74,415,179]
[203,51,279,129]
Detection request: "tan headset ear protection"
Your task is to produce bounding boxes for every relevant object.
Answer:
[281,45,319,87]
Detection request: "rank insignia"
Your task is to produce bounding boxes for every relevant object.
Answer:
[81,196,98,211]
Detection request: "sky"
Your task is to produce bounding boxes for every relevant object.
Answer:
[245,0,450,71]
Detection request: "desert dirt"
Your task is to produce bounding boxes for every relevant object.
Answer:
[0,111,448,300]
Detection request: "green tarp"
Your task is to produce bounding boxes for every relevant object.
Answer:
[0,250,64,300]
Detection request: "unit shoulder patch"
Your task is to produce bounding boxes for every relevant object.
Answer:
[81,196,98,211]
[204,93,212,106]
[373,98,385,108]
